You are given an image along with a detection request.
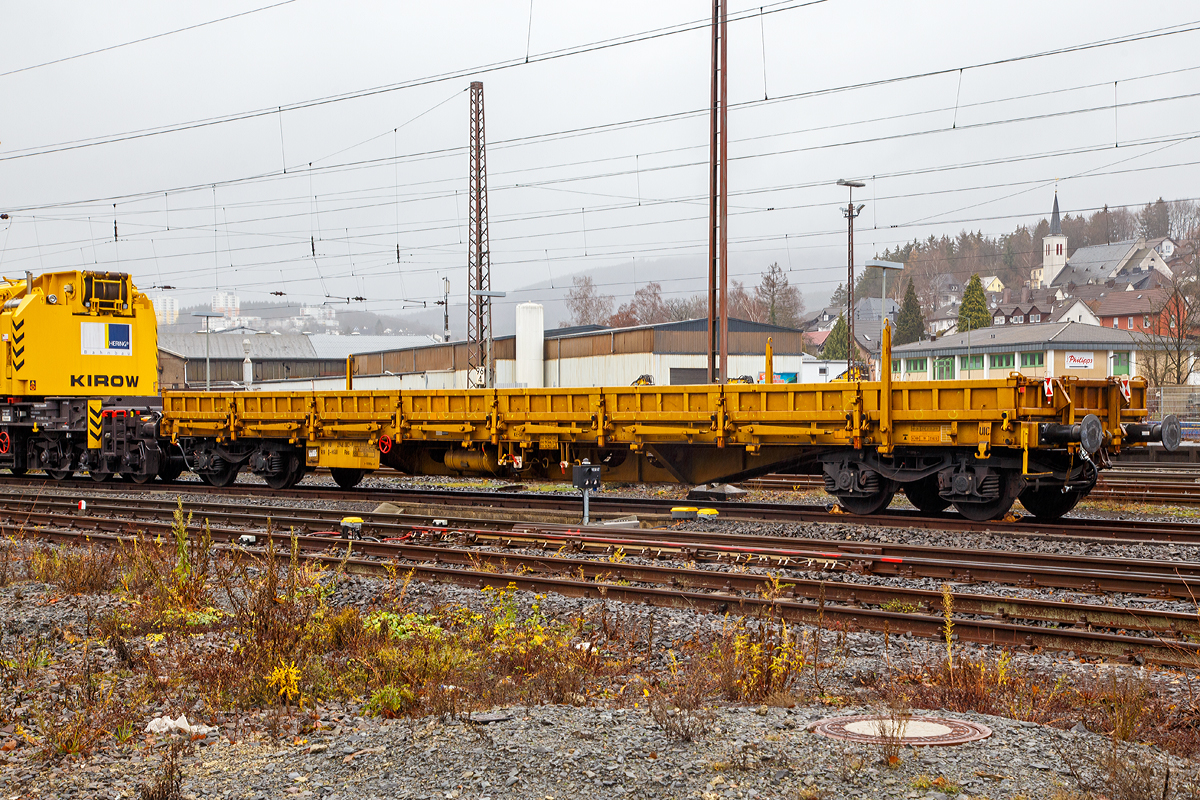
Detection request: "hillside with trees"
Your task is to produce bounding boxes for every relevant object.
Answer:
[875,198,1199,318]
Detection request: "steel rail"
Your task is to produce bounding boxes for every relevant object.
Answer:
[21,523,1200,668]
[5,473,1200,544]
[15,491,1200,594]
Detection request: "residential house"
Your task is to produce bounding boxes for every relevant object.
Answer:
[929,303,959,334]
[1095,289,1166,333]
[932,274,964,306]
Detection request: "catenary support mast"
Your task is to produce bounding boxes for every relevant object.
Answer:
[466,81,492,388]
[706,0,729,383]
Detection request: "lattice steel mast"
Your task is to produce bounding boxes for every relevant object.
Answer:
[466,81,492,388]
[706,0,729,383]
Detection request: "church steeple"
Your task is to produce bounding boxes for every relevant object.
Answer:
[1035,191,1068,289]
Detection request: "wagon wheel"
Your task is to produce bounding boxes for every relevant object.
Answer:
[46,470,73,481]
[837,483,897,516]
[202,459,239,488]
[285,465,309,489]
[89,470,114,482]
[263,455,299,490]
[903,475,949,514]
[158,460,184,483]
[1020,467,1095,520]
[126,472,157,485]
[954,470,1019,521]
[331,468,366,489]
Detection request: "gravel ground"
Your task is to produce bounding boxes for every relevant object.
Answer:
[4,570,1200,800]
[6,476,1200,797]
[9,703,1181,800]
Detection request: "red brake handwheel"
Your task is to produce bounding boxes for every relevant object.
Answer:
[0,431,11,454]
[378,434,392,454]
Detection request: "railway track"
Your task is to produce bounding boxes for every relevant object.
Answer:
[11,489,1200,666]
[743,467,1200,506]
[5,472,1200,544]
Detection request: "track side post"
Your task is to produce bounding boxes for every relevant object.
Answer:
[879,321,892,454]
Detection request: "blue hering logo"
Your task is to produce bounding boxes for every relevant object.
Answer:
[70,375,140,388]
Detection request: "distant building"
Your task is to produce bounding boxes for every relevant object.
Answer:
[153,295,179,325]
[1032,194,1068,290]
[892,321,1142,381]
[211,291,240,316]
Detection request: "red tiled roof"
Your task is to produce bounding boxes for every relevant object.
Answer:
[1094,289,1166,317]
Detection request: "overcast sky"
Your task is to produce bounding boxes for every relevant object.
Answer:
[2,1,1199,323]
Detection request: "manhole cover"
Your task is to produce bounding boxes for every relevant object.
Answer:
[809,715,992,746]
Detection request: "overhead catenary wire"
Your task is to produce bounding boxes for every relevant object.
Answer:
[1,11,1195,166]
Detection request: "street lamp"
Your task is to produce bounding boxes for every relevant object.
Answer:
[866,259,904,378]
[192,312,223,391]
[837,179,866,373]
[474,289,506,388]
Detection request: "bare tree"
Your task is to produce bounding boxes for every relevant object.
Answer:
[728,279,763,322]
[1141,271,1199,386]
[665,294,706,321]
[1169,199,1200,242]
[562,275,613,326]
[610,282,670,327]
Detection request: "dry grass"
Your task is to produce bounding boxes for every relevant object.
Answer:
[137,739,189,800]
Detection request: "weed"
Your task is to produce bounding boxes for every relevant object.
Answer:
[647,657,714,742]
[876,692,912,768]
[138,738,189,800]
[881,599,918,614]
[941,582,954,673]
[758,573,794,602]
[0,634,51,687]
[910,774,961,793]
[366,684,416,718]
[796,788,831,800]
[27,541,120,594]
[266,660,301,709]
[1057,736,1177,800]
[710,614,808,702]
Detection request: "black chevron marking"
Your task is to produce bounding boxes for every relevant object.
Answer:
[14,333,24,345]
[13,347,23,359]
[89,410,103,422]
[13,320,24,331]
[14,361,23,371]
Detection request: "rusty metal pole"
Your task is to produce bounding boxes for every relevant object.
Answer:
[707,0,729,383]
[467,81,491,389]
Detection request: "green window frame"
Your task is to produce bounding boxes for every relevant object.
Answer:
[905,358,927,373]
[933,357,955,380]
[1113,352,1130,376]
[891,359,901,373]
[989,353,1015,369]
[1020,351,1044,368]
[959,355,983,370]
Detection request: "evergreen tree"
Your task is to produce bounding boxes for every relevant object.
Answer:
[828,283,848,309]
[895,280,925,345]
[823,314,849,360]
[957,274,991,333]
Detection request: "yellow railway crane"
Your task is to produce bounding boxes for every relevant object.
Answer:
[0,270,166,481]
